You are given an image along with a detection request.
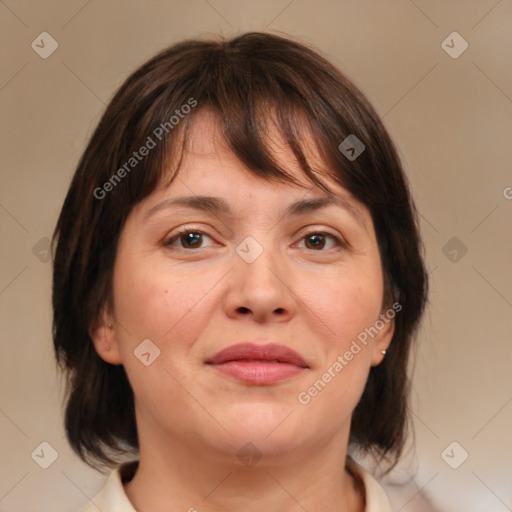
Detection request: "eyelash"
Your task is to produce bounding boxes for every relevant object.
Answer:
[163,228,346,252]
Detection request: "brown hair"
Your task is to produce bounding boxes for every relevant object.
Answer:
[52,31,428,471]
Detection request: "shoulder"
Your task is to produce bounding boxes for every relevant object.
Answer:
[348,459,394,512]
[81,462,138,512]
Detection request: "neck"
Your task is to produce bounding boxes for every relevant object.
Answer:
[124,421,365,512]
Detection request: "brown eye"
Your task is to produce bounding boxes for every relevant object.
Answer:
[305,234,326,250]
[165,230,213,249]
[300,232,343,251]
[180,232,203,249]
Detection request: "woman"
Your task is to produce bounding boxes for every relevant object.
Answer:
[52,31,428,511]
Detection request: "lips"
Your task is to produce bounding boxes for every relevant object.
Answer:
[206,343,309,367]
[205,343,309,385]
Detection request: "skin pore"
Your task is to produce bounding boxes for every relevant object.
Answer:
[91,112,393,512]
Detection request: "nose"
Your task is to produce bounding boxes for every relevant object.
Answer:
[223,242,297,323]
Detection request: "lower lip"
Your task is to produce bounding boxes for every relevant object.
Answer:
[209,361,306,384]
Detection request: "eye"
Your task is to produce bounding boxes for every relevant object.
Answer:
[296,231,344,251]
[163,229,344,252]
[164,229,215,250]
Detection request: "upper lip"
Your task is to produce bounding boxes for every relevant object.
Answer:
[205,343,309,368]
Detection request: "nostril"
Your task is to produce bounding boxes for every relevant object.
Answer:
[238,307,250,314]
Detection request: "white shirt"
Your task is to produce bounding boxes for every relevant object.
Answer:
[81,460,392,512]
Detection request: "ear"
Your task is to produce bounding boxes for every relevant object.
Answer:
[370,312,395,367]
[89,308,123,365]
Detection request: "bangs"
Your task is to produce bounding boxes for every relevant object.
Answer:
[160,101,341,199]
[115,35,380,212]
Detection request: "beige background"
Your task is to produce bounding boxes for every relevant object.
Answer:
[1,1,511,511]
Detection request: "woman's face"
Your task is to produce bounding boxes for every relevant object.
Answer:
[94,112,393,462]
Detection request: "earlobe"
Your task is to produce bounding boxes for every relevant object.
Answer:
[89,313,123,365]
[370,315,395,367]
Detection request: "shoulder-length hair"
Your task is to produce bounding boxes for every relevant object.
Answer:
[52,31,428,471]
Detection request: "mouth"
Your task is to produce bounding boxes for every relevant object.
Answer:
[205,342,309,385]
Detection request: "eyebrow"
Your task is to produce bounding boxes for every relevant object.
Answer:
[144,194,367,230]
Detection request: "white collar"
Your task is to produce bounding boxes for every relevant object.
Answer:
[82,459,392,512]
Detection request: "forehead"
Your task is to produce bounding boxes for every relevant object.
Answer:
[142,110,371,233]
[174,109,338,190]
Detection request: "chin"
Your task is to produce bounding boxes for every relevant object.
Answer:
[207,430,305,468]
[209,404,307,454]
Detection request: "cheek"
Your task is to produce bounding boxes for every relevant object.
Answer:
[295,284,380,424]
[300,264,384,349]
[111,256,216,426]
[112,253,221,352]
[294,264,383,409]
